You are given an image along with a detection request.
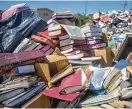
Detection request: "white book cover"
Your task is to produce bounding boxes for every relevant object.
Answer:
[61,48,73,54]
[81,26,102,33]
[66,53,84,60]
[64,50,81,56]
[81,56,102,61]
[60,39,72,47]
[13,38,30,53]
[68,60,92,65]
[61,24,86,39]
[53,11,72,16]
[86,32,102,36]
[48,24,62,32]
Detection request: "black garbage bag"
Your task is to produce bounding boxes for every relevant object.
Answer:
[0,6,47,53]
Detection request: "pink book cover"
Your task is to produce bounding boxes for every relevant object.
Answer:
[43,87,79,101]
[38,31,59,45]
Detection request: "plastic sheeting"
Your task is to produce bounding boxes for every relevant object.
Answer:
[89,66,111,94]
[0,5,47,53]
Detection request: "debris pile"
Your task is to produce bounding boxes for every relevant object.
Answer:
[1,3,132,108]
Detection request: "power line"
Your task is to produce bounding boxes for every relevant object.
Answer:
[85,1,87,15]
[122,1,128,12]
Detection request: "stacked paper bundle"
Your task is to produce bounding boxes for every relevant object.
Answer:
[81,24,106,50]
[47,11,75,27]
[48,24,67,38]
[56,25,104,67]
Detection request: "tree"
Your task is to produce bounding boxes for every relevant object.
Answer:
[73,13,93,27]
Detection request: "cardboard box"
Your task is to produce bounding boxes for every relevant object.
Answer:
[93,12,101,20]
[94,47,112,66]
[52,47,62,55]
[22,92,51,108]
[45,55,69,77]
[35,63,51,82]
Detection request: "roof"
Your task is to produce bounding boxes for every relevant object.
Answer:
[37,8,54,13]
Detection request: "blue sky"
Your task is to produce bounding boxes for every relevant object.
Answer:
[0,1,132,14]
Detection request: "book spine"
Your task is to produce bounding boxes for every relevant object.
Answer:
[72,39,87,45]
[87,40,102,45]
[0,57,46,72]
[86,37,102,40]
[73,45,90,51]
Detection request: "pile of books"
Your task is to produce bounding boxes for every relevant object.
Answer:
[13,29,57,53]
[81,24,106,50]
[0,50,70,108]
[47,11,75,27]
[46,24,107,68]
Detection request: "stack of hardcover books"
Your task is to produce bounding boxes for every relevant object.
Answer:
[81,24,106,50]
[47,11,75,26]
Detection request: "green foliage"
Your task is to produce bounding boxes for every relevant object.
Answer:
[73,13,93,27]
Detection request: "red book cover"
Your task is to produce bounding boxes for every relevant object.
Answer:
[32,35,56,48]
[59,69,82,93]
[38,31,59,45]
[43,68,88,101]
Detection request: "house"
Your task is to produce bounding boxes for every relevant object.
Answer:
[36,8,54,22]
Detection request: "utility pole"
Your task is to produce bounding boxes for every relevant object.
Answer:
[122,1,128,12]
[85,1,87,15]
